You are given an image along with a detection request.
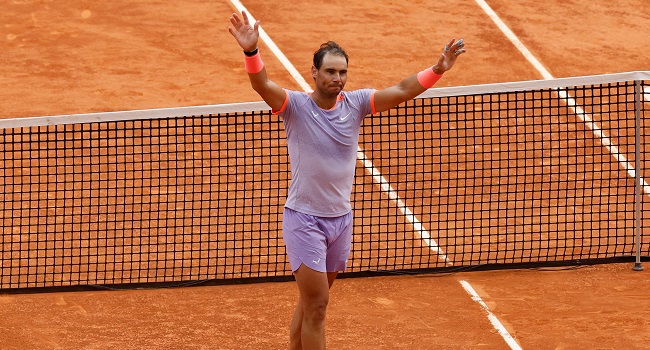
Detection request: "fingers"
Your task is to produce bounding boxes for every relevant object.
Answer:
[453,38,465,57]
[230,11,249,24]
[443,38,466,57]
[446,38,464,50]
[454,38,465,51]
[229,11,250,28]
[229,15,239,28]
[229,13,242,33]
[229,11,260,32]
[242,10,250,24]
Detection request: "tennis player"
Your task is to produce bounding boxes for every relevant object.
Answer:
[228,11,465,350]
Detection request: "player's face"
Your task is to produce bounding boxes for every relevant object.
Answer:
[312,53,347,97]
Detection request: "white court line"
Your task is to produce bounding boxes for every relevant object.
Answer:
[474,0,553,80]
[475,0,650,195]
[460,281,523,350]
[558,88,650,194]
[357,152,451,263]
[644,87,650,102]
[228,0,451,265]
[474,1,649,348]
[228,1,311,93]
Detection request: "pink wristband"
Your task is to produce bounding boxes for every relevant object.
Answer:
[244,52,264,74]
[417,67,442,89]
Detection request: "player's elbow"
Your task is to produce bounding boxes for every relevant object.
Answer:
[249,77,265,93]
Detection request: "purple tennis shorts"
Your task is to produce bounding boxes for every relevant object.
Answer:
[282,207,353,273]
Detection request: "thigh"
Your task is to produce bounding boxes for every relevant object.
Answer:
[293,264,331,309]
[324,211,353,272]
[283,208,328,273]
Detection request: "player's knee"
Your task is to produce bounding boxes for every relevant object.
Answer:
[303,297,328,323]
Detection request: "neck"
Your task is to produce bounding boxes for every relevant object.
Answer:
[310,90,338,110]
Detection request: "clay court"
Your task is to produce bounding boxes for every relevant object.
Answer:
[1,1,650,349]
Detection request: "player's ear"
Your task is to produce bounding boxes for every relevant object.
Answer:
[311,66,318,80]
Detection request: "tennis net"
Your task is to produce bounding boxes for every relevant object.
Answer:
[1,71,649,291]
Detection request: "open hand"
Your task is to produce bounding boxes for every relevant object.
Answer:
[433,38,466,74]
[228,11,260,52]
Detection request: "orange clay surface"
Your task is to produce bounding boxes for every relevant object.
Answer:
[1,1,649,349]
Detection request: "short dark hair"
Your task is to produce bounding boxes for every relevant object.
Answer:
[313,41,349,69]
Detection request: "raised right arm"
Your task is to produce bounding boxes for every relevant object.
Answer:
[228,11,286,111]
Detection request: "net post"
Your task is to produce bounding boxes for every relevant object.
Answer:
[633,80,644,271]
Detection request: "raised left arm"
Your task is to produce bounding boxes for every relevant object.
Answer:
[373,38,466,114]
